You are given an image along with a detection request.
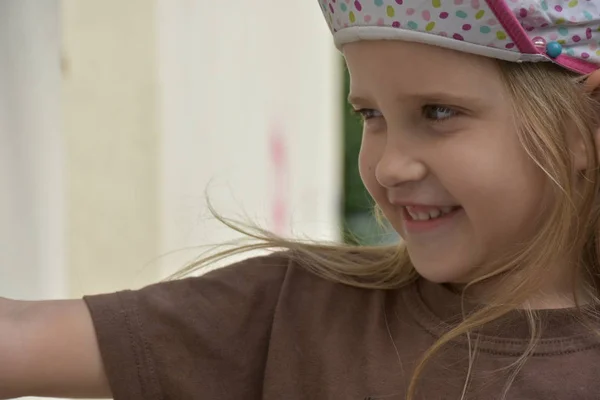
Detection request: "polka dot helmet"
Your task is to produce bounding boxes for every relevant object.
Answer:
[318,0,600,75]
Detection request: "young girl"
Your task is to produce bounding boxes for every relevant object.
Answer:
[3,1,600,399]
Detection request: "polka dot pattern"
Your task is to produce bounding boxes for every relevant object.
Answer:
[512,0,600,66]
[320,0,516,52]
[318,0,600,71]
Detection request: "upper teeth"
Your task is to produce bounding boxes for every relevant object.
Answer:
[406,206,454,221]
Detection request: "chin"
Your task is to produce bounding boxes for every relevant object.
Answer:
[408,250,472,284]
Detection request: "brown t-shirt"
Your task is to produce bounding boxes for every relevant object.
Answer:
[84,253,600,399]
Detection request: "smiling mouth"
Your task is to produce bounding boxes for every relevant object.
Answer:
[403,205,462,221]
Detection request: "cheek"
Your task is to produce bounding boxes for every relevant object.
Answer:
[460,149,547,250]
[358,138,384,201]
[498,166,547,233]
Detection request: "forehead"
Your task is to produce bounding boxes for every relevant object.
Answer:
[343,41,506,101]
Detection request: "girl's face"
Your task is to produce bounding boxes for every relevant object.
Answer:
[345,41,548,284]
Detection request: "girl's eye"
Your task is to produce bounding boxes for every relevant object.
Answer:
[353,108,383,121]
[422,105,458,122]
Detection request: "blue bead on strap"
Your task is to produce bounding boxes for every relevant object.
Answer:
[546,41,563,58]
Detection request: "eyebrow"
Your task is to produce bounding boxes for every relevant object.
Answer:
[347,91,486,106]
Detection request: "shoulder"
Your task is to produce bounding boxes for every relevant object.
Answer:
[84,251,332,326]
[86,249,419,317]
[169,252,294,298]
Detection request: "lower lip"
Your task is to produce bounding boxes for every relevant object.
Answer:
[402,207,463,234]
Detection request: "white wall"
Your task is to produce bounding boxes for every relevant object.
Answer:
[156,0,342,274]
[1,0,341,298]
[62,0,161,296]
[0,0,65,300]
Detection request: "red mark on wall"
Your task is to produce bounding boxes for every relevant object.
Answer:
[269,124,288,235]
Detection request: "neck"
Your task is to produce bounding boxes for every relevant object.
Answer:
[450,266,590,311]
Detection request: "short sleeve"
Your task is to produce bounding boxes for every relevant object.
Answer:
[83,253,290,400]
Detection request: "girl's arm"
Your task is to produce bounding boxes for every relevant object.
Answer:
[0,297,111,399]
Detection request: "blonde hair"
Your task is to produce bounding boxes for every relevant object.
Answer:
[173,60,600,399]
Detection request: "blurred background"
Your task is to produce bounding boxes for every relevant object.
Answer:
[0,0,398,311]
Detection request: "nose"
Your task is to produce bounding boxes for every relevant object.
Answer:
[375,139,428,188]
